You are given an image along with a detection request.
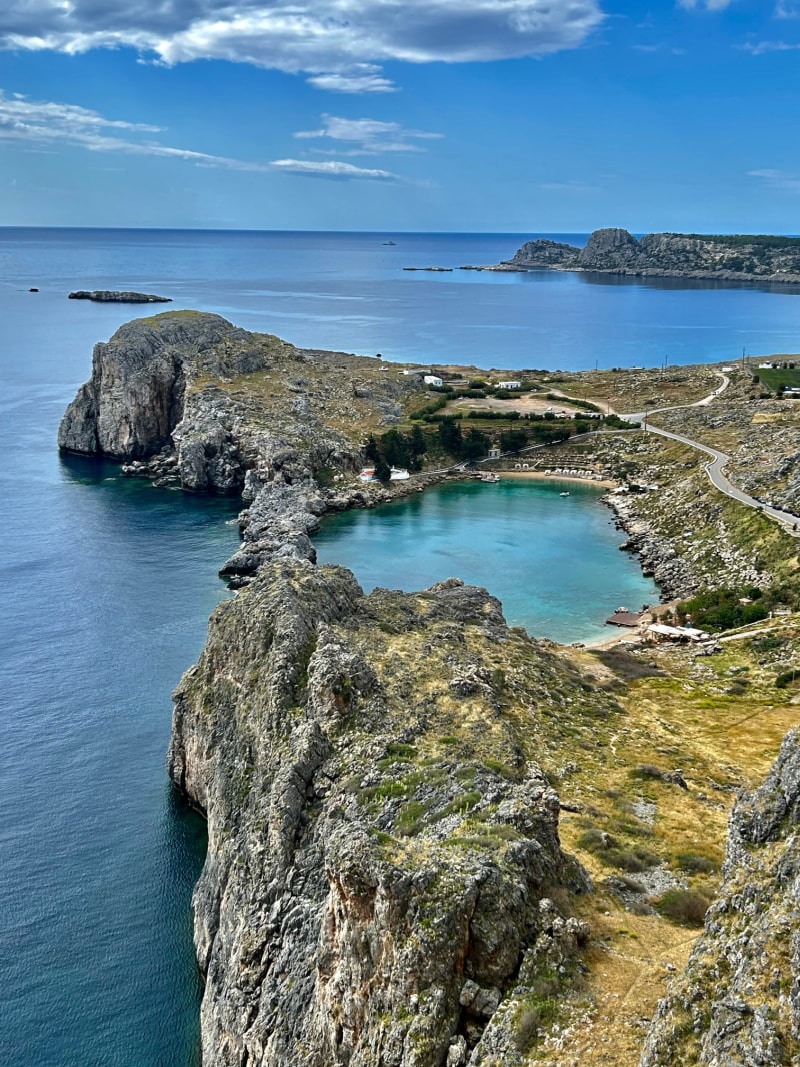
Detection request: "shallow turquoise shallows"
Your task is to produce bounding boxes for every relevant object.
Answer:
[315,479,659,645]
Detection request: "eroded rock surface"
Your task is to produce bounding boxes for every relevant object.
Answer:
[168,563,599,1067]
[640,728,800,1066]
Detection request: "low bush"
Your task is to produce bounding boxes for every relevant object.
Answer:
[656,889,711,927]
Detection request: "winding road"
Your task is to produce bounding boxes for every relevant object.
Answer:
[623,374,800,535]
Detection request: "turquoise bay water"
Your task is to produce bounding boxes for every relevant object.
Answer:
[0,228,795,1066]
[316,479,658,645]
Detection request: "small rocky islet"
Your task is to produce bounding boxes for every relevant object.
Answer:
[59,310,800,1066]
[68,289,171,303]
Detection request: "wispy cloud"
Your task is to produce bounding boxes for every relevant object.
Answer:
[294,114,442,155]
[738,38,800,53]
[269,158,396,180]
[0,89,405,181]
[306,69,397,94]
[0,88,274,169]
[748,168,800,193]
[538,179,597,192]
[677,0,738,10]
[775,1,800,17]
[0,1,605,94]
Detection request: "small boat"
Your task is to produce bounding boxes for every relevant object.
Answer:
[559,491,570,497]
[479,472,500,483]
[382,240,397,246]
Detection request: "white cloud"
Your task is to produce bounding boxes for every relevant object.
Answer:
[775,1,800,17]
[294,114,441,154]
[739,38,800,53]
[306,68,397,94]
[0,88,268,170]
[0,1,605,93]
[270,158,396,179]
[748,168,800,193]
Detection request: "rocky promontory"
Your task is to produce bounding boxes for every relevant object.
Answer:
[68,289,172,303]
[168,560,597,1067]
[58,310,425,576]
[501,228,800,284]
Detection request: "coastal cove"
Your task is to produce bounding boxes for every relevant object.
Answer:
[315,479,658,645]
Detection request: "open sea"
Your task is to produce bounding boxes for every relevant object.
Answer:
[2,228,800,1066]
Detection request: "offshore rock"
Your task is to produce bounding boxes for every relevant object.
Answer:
[168,563,599,1067]
[640,727,800,1066]
[68,289,171,303]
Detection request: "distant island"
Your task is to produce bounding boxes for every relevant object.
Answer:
[497,228,800,283]
[68,290,171,303]
[407,228,800,284]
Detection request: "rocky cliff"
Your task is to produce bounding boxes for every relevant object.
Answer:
[58,310,426,575]
[168,560,605,1067]
[504,229,800,283]
[640,727,800,1066]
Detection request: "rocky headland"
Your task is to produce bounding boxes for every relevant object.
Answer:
[168,560,599,1066]
[60,313,800,1066]
[504,228,800,283]
[58,310,432,578]
[461,229,800,284]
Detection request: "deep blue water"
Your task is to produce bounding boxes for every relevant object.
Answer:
[3,228,800,369]
[1,228,798,1066]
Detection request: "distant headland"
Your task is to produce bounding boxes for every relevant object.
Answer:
[408,228,800,285]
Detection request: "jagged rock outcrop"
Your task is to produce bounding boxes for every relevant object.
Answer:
[640,727,800,1066]
[168,563,601,1067]
[503,230,800,283]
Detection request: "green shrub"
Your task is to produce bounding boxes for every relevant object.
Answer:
[675,853,718,875]
[656,889,710,927]
[776,669,799,689]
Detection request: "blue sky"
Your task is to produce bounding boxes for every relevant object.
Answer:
[0,0,799,231]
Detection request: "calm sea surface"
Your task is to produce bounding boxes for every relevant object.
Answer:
[1,228,798,1066]
[316,479,658,645]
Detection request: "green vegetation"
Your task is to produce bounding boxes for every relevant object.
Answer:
[680,233,800,249]
[756,365,800,392]
[655,888,711,928]
[677,587,771,631]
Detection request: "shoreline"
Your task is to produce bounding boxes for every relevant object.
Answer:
[498,469,617,489]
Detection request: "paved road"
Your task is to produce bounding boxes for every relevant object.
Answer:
[623,375,800,536]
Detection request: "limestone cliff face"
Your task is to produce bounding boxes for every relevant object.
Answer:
[168,562,599,1067]
[640,728,800,1066]
[57,312,260,462]
[59,311,425,573]
[506,229,800,282]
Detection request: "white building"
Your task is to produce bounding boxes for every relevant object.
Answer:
[423,375,443,387]
[497,380,522,390]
